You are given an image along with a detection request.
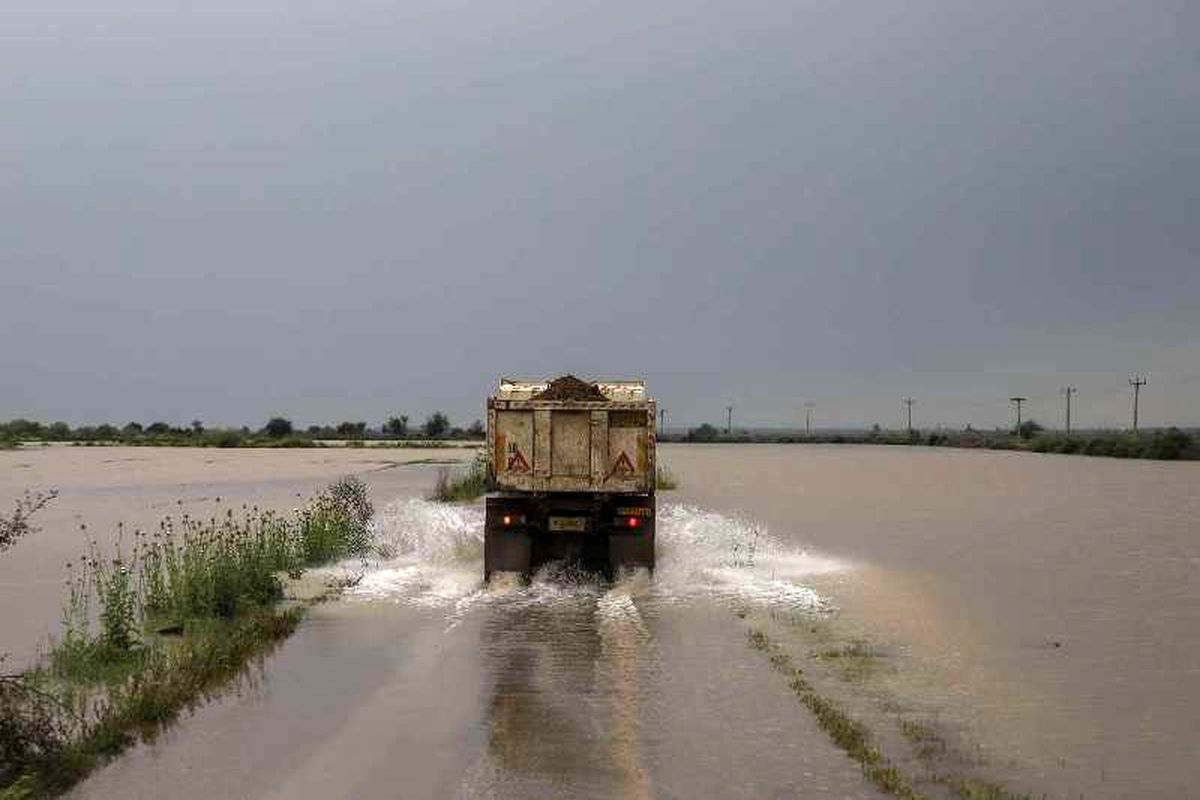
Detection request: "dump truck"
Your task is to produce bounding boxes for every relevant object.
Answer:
[484,375,656,580]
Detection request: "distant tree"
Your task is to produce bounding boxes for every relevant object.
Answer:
[146,422,172,435]
[423,412,450,438]
[5,419,45,440]
[467,420,485,439]
[122,422,144,436]
[191,419,205,434]
[48,422,72,440]
[336,421,367,438]
[307,425,323,435]
[687,423,720,442]
[383,415,409,438]
[264,417,293,438]
[1018,419,1044,439]
[95,424,119,440]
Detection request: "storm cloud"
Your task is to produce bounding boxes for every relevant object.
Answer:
[2,1,1197,430]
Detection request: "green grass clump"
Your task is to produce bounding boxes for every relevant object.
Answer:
[430,452,489,503]
[655,466,679,490]
[748,625,1037,800]
[9,608,301,797]
[55,476,370,669]
[900,719,947,761]
[816,641,882,682]
[749,628,912,795]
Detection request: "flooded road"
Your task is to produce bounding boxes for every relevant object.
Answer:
[68,493,882,799]
[4,444,1198,798]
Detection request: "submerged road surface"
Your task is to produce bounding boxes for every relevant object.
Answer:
[73,500,883,799]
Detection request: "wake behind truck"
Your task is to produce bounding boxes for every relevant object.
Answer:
[484,376,656,580]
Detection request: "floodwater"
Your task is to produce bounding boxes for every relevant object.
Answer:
[2,444,1197,798]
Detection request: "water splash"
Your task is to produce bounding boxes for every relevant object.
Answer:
[349,498,485,618]
[347,498,848,615]
[652,504,843,611]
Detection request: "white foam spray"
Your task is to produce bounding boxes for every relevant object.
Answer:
[346,498,848,618]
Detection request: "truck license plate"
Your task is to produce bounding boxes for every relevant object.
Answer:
[549,516,587,532]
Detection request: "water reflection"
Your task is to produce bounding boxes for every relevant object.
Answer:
[478,569,659,799]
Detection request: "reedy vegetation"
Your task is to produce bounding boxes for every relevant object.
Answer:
[654,466,679,490]
[0,476,374,798]
[0,492,58,554]
[430,451,490,503]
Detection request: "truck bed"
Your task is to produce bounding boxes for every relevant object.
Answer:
[486,377,656,495]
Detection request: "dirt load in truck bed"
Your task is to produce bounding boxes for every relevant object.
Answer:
[532,375,608,401]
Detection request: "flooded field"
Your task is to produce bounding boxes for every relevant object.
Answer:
[3,444,1198,798]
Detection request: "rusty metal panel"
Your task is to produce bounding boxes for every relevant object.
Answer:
[605,423,646,490]
[533,409,552,485]
[494,410,534,490]
[551,411,590,477]
[647,400,656,486]
[590,410,608,486]
[486,404,497,482]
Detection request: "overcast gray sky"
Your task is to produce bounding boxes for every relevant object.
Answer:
[3,1,1197,431]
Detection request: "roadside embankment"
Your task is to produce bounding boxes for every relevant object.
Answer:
[0,477,375,799]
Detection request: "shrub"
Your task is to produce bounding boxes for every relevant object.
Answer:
[262,418,293,438]
[430,453,489,502]
[423,412,450,439]
[1017,419,1043,439]
[655,467,679,490]
[1144,428,1192,460]
[0,491,58,554]
[335,422,366,438]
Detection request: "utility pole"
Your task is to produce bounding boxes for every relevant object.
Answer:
[1061,387,1077,434]
[725,405,733,435]
[1129,376,1147,432]
[659,408,667,439]
[903,398,915,436]
[804,402,815,437]
[1010,397,1028,437]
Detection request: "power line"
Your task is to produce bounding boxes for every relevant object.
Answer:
[725,405,733,435]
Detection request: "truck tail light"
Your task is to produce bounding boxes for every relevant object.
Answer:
[615,513,648,530]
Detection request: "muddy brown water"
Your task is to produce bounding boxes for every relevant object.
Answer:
[2,444,1197,798]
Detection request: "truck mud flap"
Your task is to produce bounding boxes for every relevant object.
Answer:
[608,529,655,574]
[485,530,532,580]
